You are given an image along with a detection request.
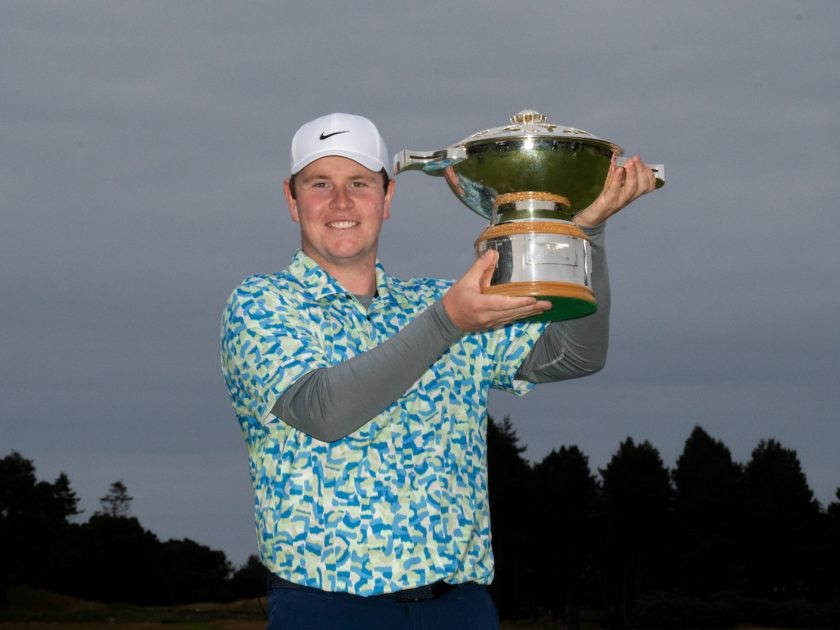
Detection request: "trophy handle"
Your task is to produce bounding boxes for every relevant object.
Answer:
[614,157,665,188]
[393,147,468,176]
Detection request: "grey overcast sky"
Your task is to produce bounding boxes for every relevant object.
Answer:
[2,1,838,566]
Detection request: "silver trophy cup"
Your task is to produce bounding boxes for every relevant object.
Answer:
[394,110,664,321]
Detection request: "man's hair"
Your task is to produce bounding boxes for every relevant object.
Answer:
[287,168,391,200]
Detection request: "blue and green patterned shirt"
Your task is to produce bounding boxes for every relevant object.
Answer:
[220,250,544,596]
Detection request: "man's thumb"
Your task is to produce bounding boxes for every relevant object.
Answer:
[472,249,497,288]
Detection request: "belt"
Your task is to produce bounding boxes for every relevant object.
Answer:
[376,580,456,602]
[270,574,458,602]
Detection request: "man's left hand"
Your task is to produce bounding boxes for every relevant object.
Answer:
[573,156,658,228]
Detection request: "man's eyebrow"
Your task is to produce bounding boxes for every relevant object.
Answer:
[299,172,330,182]
[299,171,377,183]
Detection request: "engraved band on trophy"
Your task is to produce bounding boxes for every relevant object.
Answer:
[394,110,664,321]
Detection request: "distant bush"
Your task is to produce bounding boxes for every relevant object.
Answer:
[229,555,270,600]
[633,591,840,629]
[632,592,738,628]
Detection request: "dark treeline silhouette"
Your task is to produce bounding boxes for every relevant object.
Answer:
[3,420,840,627]
[487,418,840,628]
[0,452,267,606]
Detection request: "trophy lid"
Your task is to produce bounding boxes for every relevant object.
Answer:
[455,109,621,153]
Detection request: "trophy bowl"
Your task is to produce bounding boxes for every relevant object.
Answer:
[394,110,664,321]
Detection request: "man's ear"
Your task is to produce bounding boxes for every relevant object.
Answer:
[383,178,395,221]
[284,179,300,223]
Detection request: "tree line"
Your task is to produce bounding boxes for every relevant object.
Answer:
[487,419,840,628]
[2,421,840,628]
[0,454,267,606]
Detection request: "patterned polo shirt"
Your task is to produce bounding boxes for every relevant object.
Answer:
[220,250,545,596]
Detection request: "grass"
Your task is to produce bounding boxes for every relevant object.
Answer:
[0,586,266,629]
[0,587,594,628]
[0,587,791,629]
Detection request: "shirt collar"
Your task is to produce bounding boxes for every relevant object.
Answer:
[287,250,411,308]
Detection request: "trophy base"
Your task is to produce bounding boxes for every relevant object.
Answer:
[483,281,596,322]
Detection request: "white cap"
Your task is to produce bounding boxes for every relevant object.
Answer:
[290,113,390,175]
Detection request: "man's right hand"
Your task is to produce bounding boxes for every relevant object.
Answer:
[441,250,551,332]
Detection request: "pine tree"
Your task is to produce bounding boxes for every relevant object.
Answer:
[98,481,133,518]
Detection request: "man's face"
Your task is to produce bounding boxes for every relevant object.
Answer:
[285,156,394,276]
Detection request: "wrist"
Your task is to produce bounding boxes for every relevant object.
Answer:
[440,291,464,332]
[573,213,603,229]
[573,198,606,228]
[430,300,465,340]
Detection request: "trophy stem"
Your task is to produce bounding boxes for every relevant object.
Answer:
[492,191,574,224]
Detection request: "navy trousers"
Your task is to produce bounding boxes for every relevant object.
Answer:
[267,577,499,630]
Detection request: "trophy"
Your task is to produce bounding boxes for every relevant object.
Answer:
[394,110,664,321]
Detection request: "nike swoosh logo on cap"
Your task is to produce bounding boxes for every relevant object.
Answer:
[319,130,349,140]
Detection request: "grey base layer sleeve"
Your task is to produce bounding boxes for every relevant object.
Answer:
[274,300,463,442]
[515,222,609,382]
[273,224,608,442]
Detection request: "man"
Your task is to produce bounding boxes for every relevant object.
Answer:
[221,113,655,629]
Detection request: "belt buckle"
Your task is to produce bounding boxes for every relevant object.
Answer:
[394,584,434,602]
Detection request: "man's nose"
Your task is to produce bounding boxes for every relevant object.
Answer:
[330,186,353,209]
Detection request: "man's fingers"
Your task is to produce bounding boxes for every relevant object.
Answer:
[479,251,497,289]
[445,251,552,331]
[476,295,551,326]
[479,293,538,312]
[483,300,552,328]
[623,156,656,198]
[465,249,497,282]
[574,155,658,228]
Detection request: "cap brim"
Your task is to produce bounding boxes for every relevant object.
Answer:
[291,150,387,175]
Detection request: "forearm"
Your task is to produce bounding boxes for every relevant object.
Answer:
[273,301,462,442]
[517,223,610,383]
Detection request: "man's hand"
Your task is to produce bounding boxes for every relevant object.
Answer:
[573,156,657,228]
[442,250,551,332]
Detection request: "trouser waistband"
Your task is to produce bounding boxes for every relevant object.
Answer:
[268,574,461,602]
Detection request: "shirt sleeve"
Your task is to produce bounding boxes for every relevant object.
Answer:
[481,319,547,396]
[220,276,333,425]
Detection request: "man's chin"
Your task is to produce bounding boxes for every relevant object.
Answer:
[307,247,376,269]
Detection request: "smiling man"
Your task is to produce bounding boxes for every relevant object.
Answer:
[220,113,655,629]
[286,153,393,296]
